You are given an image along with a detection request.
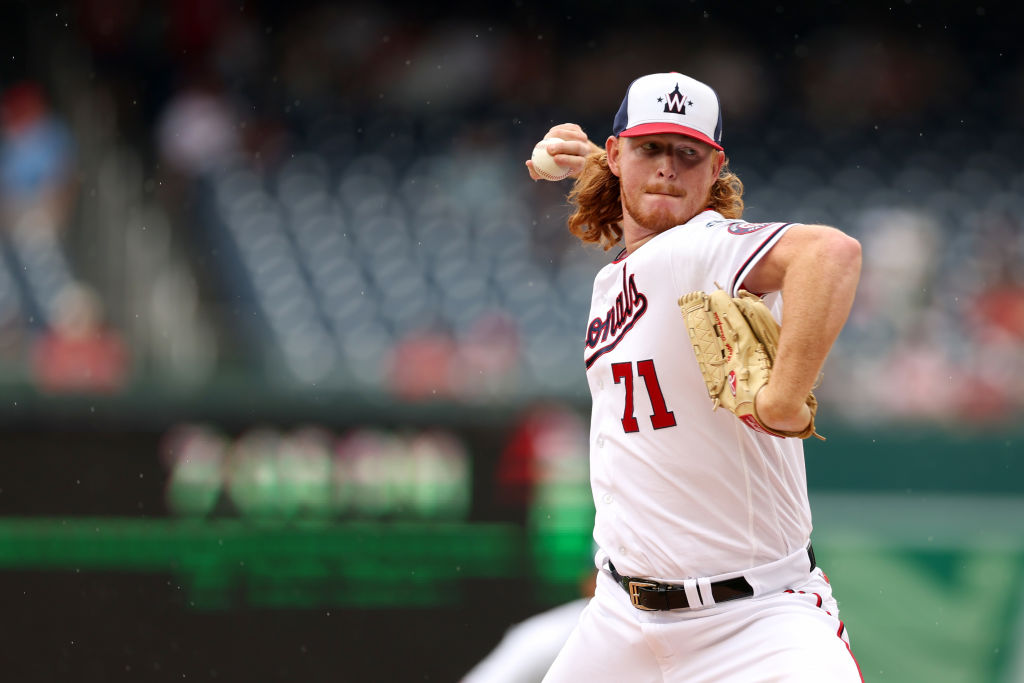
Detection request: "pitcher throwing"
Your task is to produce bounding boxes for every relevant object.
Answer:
[528,72,863,682]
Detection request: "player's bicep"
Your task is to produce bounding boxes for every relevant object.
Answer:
[741,224,835,294]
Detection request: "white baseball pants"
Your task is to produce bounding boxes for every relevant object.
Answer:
[542,566,862,682]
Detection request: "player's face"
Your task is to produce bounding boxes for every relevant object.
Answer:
[608,134,723,234]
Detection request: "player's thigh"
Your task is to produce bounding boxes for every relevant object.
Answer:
[542,572,662,683]
[716,584,861,683]
[744,594,862,682]
[657,576,861,683]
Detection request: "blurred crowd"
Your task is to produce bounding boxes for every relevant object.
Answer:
[0,1,1022,425]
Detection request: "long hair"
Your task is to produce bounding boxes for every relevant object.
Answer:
[566,148,745,250]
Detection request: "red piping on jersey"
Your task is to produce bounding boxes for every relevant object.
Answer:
[838,621,865,682]
[785,590,863,681]
[730,223,791,294]
[785,589,824,608]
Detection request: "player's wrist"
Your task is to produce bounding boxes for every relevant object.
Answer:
[754,385,810,433]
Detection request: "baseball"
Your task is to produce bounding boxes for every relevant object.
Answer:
[531,137,571,180]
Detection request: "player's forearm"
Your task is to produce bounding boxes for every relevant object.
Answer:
[764,230,861,417]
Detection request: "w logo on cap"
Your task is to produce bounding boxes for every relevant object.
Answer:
[662,84,691,115]
[613,72,723,150]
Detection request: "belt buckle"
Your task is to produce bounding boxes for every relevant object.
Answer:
[627,580,658,611]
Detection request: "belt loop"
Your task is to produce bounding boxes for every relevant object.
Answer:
[682,579,701,608]
[696,577,715,606]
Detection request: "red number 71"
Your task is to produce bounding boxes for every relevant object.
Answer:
[611,360,677,433]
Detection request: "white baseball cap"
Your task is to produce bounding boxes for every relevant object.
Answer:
[612,72,724,150]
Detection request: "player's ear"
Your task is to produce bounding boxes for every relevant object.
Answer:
[605,136,622,177]
[711,149,725,178]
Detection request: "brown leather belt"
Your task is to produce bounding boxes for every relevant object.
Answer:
[609,544,816,611]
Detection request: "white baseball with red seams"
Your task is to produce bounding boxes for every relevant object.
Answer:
[541,209,863,682]
[531,137,572,180]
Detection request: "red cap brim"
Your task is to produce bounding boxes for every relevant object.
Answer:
[618,122,723,151]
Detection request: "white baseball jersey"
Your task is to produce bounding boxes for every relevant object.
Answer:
[584,209,810,580]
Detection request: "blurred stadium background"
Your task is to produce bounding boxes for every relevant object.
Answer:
[0,1,1021,681]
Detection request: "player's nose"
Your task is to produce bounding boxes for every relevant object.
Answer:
[656,154,677,178]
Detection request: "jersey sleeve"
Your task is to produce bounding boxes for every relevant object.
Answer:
[671,218,796,297]
[724,221,794,296]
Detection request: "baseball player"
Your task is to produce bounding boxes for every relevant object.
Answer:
[526,72,863,682]
[461,573,596,683]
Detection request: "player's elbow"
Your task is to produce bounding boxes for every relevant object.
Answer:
[811,226,861,276]
[838,238,861,289]
[828,231,861,271]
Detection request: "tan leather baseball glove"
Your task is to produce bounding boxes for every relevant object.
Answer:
[678,289,823,440]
